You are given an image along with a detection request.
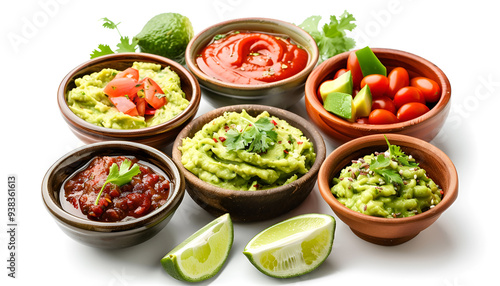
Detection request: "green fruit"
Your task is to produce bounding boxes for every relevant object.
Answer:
[243,213,336,278]
[160,213,233,282]
[318,70,353,102]
[355,46,387,76]
[134,13,194,64]
[323,92,355,122]
[353,84,373,118]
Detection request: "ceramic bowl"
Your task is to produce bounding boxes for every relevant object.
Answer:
[185,18,319,109]
[58,53,201,149]
[305,48,451,143]
[41,141,185,249]
[317,134,458,245]
[172,105,326,222]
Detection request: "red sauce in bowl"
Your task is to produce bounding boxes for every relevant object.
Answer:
[61,156,170,222]
[196,31,308,84]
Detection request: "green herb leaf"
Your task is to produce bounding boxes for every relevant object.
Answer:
[224,117,278,153]
[116,36,138,53]
[90,17,138,59]
[101,17,120,30]
[90,44,114,59]
[297,11,356,63]
[377,169,404,185]
[94,159,141,205]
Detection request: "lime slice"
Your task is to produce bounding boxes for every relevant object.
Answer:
[243,213,336,278]
[161,213,233,282]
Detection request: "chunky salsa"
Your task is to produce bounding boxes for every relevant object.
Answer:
[61,156,170,222]
[196,31,308,84]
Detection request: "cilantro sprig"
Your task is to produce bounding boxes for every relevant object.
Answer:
[297,11,356,63]
[224,117,278,153]
[90,18,138,59]
[94,159,141,205]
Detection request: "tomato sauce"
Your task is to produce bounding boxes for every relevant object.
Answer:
[196,31,308,84]
[61,156,170,222]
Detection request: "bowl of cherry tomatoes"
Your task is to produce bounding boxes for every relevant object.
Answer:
[305,48,451,142]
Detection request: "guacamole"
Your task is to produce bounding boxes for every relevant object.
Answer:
[66,62,189,129]
[331,141,442,218]
[180,110,316,191]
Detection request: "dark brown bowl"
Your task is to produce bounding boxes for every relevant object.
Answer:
[58,53,201,149]
[305,48,451,142]
[318,134,458,245]
[41,141,185,248]
[172,105,326,222]
[185,18,319,109]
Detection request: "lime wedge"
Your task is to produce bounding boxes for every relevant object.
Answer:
[161,213,233,282]
[243,213,336,278]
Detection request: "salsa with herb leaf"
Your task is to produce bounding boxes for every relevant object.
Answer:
[61,156,171,222]
[196,31,308,84]
[330,136,442,218]
[179,110,316,191]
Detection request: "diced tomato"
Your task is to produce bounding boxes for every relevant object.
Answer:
[114,68,140,81]
[109,96,138,116]
[135,97,146,116]
[144,105,156,116]
[143,77,167,109]
[103,77,138,98]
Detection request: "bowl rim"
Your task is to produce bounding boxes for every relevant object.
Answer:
[317,133,458,224]
[57,52,201,136]
[172,104,326,198]
[185,17,319,91]
[305,48,452,133]
[41,141,185,231]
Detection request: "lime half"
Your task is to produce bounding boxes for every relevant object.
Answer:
[161,213,233,282]
[243,213,336,278]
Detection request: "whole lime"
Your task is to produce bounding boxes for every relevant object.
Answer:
[134,13,194,64]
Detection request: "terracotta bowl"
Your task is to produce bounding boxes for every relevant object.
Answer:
[58,53,201,149]
[317,134,458,245]
[185,18,319,109]
[305,48,451,142]
[41,141,185,248]
[172,105,326,222]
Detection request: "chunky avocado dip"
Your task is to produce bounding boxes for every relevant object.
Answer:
[180,110,316,191]
[66,62,189,129]
[331,137,442,218]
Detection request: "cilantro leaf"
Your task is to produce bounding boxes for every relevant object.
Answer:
[90,44,114,59]
[116,36,138,53]
[376,169,404,185]
[224,117,278,153]
[298,11,357,63]
[94,159,141,205]
[101,17,121,31]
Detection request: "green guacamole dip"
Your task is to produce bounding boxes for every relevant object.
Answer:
[66,62,189,129]
[180,110,316,191]
[331,141,443,218]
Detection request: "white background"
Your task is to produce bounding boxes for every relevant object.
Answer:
[1,0,498,285]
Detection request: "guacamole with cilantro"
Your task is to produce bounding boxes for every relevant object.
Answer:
[66,62,189,129]
[179,110,316,191]
[331,140,442,218]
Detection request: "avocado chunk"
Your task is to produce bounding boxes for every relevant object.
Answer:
[355,46,386,77]
[353,85,372,119]
[319,70,353,102]
[323,92,354,122]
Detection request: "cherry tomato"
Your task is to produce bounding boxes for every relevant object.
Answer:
[334,68,348,79]
[410,77,441,103]
[397,102,430,122]
[387,67,409,99]
[393,86,425,110]
[103,77,138,98]
[347,51,363,89]
[114,67,139,81]
[368,109,398,124]
[356,117,370,124]
[372,95,396,114]
[143,77,167,109]
[360,74,389,98]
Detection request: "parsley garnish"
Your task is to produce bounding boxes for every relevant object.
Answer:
[94,159,141,205]
[224,117,278,153]
[90,18,138,59]
[297,11,357,63]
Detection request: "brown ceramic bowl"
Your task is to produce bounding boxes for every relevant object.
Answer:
[41,141,185,248]
[317,134,458,245]
[172,105,326,222]
[185,18,319,109]
[58,53,201,149]
[305,48,451,142]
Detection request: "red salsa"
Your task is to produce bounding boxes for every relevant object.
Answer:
[61,156,170,222]
[196,31,308,84]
